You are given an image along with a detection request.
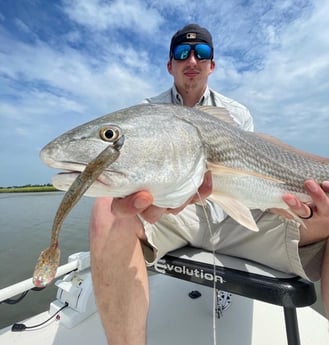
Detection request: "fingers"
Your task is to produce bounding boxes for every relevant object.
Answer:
[298,205,313,219]
[190,170,213,203]
[282,193,312,218]
[140,205,167,224]
[304,180,329,216]
[321,181,329,192]
[199,170,213,199]
[282,179,329,219]
[111,191,167,223]
[111,191,154,217]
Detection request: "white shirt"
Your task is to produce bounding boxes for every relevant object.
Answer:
[144,85,254,131]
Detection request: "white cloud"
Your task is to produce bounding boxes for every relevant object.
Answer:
[0,0,328,186]
[224,0,329,156]
[62,0,163,33]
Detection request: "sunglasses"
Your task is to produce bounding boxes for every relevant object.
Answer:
[172,43,213,61]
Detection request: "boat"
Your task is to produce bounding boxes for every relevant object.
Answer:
[0,249,328,345]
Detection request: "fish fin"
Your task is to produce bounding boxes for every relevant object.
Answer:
[255,133,329,164]
[209,193,259,232]
[207,162,285,184]
[196,106,239,127]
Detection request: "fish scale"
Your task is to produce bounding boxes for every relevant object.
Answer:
[184,108,328,191]
[40,103,329,232]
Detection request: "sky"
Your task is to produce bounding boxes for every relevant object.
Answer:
[0,0,329,187]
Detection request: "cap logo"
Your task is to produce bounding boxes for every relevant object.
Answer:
[186,32,197,39]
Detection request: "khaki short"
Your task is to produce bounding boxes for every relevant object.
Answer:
[141,200,325,281]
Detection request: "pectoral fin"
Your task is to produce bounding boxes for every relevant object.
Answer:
[206,163,287,231]
[209,192,259,232]
[206,162,274,232]
[207,162,285,184]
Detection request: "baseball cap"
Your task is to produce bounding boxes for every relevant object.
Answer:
[169,24,214,58]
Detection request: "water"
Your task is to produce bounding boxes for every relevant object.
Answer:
[0,192,94,329]
[0,192,326,330]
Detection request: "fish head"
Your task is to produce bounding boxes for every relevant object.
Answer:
[41,104,207,207]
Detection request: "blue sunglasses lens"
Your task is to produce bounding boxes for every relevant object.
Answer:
[194,44,213,60]
[173,44,212,60]
[173,44,191,60]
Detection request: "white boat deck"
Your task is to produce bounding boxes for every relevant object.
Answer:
[1,274,328,345]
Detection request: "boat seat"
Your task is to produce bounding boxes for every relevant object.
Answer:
[149,246,317,345]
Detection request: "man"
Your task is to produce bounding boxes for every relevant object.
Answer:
[89,24,329,345]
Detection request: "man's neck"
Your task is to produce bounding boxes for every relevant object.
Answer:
[175,84,207,107]
[183,95,201,107]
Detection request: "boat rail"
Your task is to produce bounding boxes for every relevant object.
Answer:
[0,252,90,303]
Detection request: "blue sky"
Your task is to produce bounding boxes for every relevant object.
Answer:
[1,0,328,187]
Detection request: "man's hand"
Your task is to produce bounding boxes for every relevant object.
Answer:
[111,171,213,223]
[271,180,329,243]
[282,180,329,217]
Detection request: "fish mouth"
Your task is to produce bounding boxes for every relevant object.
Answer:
[52,171,110,196]
[51,169,124,197]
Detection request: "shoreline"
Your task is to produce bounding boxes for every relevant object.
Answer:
[0,186,58,193]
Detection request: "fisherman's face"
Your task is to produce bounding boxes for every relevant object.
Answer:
[167,44,215,94]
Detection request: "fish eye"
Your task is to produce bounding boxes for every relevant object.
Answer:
[99,126,121,142]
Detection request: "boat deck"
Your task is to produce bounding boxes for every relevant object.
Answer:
[1,274,328,345]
